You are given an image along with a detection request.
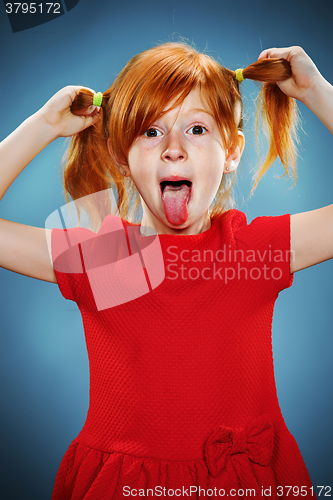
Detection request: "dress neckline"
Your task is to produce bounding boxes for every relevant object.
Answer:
[123,211,230,240]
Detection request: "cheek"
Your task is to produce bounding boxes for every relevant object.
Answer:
[202,150,225,180]
[128,150,155,196]
[201,162,224,198]
[128,149,145,177]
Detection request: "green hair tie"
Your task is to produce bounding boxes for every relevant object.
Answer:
[93,92,103,107]
[235,68,245,83]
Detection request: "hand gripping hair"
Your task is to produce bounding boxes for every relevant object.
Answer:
[65,42,299,226]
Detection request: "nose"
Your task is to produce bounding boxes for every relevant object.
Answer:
[161,132,187,162]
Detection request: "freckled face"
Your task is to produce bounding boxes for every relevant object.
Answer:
[126,88,227,235]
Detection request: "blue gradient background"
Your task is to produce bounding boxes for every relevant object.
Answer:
[0,0,332,498]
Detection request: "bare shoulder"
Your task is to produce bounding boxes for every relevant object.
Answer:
[290,205,333,273]
[0,218,57,283]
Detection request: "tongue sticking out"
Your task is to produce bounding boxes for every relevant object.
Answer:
[161,184,191,225]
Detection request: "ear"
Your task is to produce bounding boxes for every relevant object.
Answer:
[107,139,130,177]
[224,131,245,173]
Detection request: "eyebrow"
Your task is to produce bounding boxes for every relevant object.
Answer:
[154,107,214,125]
[187,108,215,119]
[189,108,213,116]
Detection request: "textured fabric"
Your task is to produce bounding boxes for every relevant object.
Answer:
[51,209,315,499]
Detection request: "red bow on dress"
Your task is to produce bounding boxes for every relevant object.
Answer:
[204,414,275,487]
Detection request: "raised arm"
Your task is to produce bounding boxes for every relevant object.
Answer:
[0,86,101,282]
[258,46,333,273]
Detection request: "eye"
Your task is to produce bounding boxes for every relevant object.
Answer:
[188,125,208,135]
[144,128,162,138]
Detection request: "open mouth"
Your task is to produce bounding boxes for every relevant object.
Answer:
[159,179,192,225]
[160,179,192,195]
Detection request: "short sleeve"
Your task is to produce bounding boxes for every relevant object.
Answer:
[51,214,127,304]
[234,213,294,295]
[51,226,87,302]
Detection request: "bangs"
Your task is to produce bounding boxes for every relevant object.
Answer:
[107,43,241,164]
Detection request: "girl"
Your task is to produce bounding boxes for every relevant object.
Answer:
[0,42,332,499]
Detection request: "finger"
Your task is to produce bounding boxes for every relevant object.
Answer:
[65,85,97,105]
[69,85,97,95]
[81,112,101,129]
[257,48,276,60]
[74,105,101,117]
[258,46,303,62]
[86,105,98,115]
[258,47,293,61]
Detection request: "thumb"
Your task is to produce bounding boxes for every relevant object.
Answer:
[84,108,102,128]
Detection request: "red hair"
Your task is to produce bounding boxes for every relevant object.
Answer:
[64,42,298,229]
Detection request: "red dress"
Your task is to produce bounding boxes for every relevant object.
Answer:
[50,209,315,499]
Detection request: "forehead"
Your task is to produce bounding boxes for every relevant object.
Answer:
[165,86,241,129]
[162,87,214,117]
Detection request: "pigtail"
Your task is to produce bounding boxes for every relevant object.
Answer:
[240,59,299,190]
[62,89,125,231]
